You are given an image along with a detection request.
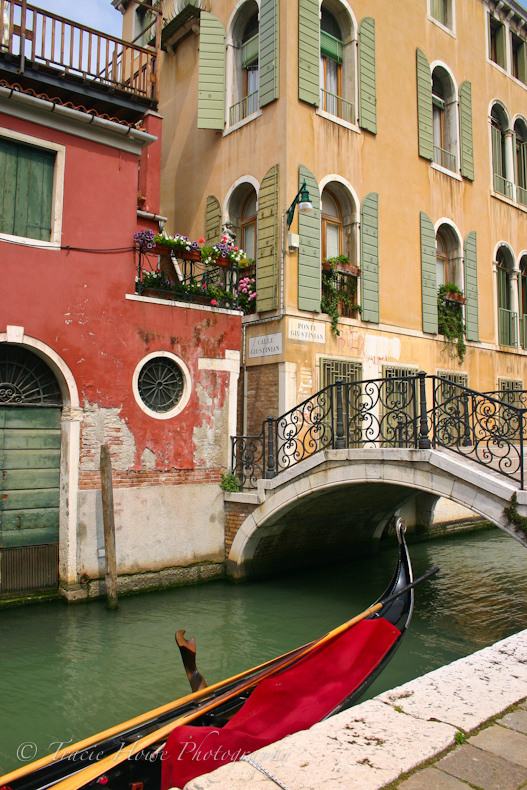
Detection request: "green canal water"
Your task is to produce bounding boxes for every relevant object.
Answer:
[1,527,527,775]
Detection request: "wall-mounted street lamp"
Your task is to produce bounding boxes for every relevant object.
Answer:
[286,181,314,228]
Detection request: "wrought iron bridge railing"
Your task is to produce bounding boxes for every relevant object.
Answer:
[135,247,240,310]
[232,373,527,490]
[0,0,158,103]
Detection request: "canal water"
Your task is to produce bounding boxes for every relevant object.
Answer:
[1,527,527,775]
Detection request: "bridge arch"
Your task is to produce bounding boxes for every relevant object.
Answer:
[227,450,527,580]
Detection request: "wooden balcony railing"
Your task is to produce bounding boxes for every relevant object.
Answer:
[0,0,159,103]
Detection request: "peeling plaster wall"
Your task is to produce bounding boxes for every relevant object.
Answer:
[77,483,225,578]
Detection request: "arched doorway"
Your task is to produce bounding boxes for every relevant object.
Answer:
[0,345,62,595]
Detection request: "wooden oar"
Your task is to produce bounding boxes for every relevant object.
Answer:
[0,642,315,786]
[34,567,439,790]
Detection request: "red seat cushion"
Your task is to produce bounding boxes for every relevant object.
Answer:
[161,618,399,789]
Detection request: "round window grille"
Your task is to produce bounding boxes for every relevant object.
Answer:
[137,357,184,413]
[0,346,62,406]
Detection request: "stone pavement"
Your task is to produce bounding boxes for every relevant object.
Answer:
[182,629,527,790]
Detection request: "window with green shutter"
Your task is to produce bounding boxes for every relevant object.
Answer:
[420,212,438,334]
[512,33,527,84]
[515,120,527,207]
[257,164,279,312]
[259,0,279,107]
[358,18,376,134]
[198,12,226,130]
[298,165,321,312]
[489,15,507,69]
[459,81,474,181]
[299,0,320,106]
[416,49,433,161]
[205,196,222,244]
[464,231,479,342]
[0,138,55,242]
[360,192,379,324]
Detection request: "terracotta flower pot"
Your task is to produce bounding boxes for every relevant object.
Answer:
[152,243,172,256]
[214,255,231,268]
[322,261,361,277]
[178,248,201,262]
[443,291,466,305]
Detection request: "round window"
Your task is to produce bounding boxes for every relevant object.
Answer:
[137,357,184,413]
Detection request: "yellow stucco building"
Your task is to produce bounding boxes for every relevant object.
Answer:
[116,0,527,438]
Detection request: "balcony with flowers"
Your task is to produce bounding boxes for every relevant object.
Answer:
[134,230,256,313]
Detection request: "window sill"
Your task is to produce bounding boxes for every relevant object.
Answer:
[223,109,262,137]
[490,189,527,213]
[427,15,456,38]
[0,232,60,250]
[486,58,509,77]
[510,74,527,91]
[315,108,360,133]
[430,162,462,182]
[126,293,243,316]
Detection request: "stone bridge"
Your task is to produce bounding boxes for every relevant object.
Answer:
[225,447,527,580]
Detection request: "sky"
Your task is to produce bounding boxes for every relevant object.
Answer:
[32,0,123,38]
[29,0,527,39]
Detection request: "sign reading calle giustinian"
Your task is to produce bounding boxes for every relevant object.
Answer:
[288,318,326,344]
[248,333,283,358]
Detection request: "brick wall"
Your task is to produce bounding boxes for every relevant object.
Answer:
[78,468,223,489]
[246,363,279,436]
[224,500,258,556]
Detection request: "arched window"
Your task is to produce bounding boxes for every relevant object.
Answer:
[321,189,342,260]
[496,246,517,347]
[225,181,258,261]
[520,255,527,349]
[435,224,463,289]
[515,119,527,207]
[228,2,259,127]
[432,66,457,173]
[491,105,513,198]
[319,2,354,124]
[321,184,359,320]
[241,192,257,262]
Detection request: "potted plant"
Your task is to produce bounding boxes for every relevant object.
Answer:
[201,236,248,268]
[438,283,466,362]
[322,255,361,278]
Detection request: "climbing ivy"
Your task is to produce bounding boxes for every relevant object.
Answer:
[504,492,527,537]
[321,257,359,335]
[437,283,466,363]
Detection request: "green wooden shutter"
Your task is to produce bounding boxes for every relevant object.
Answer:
[205,195,221,244]
[298,0,319,106]
[0,138,54,241]
[464,231,479,342]
[416,49,433,161]
[198,12,226,130]
[360,192,379,323]
[517,41,527,84]
[496,23,506,69]
[491,124,503,178]
[358,18,377,134]
[259,0,279,107]
[459,81,474,181]
[298,165,321,312]
[420,211,437,334]
[257,164,279,312]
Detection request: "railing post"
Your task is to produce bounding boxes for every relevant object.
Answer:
[461,392,471,447]
[417,371,431,449]
[335,379,345,449]
[265,417,276,479]
[521,409,525,490]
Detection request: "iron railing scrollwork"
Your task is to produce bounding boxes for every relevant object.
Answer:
[232,374,527,489]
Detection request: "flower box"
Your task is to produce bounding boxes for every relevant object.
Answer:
[178,248,201,262]
[152,244,172,256]
[322,261,361,277]
[443,291,466,305]
[214,255,232,268]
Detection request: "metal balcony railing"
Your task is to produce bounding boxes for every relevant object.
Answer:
[232,374,527,489]
[135,246,240,311]
[498,307,518,347]
[0,0,158,102]
[494,173,514,199]
[517,185,527,207]
[319,89,354,123]
[229,91,259,126]
[433,146,457,173]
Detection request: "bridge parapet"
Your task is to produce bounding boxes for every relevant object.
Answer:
[233,374,527,490]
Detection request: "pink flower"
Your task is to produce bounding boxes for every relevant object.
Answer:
[234,246,238,251]
[210,299,217,306]
[221,235,228,242]
[199,238,205,244]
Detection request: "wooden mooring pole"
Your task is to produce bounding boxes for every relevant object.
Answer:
[100,444,118,609]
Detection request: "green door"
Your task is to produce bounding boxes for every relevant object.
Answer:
[0,407,61,548]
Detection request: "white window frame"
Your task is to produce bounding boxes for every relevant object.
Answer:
[0,126,65,250]
[132,351,192,420]
[427,0,457,38]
